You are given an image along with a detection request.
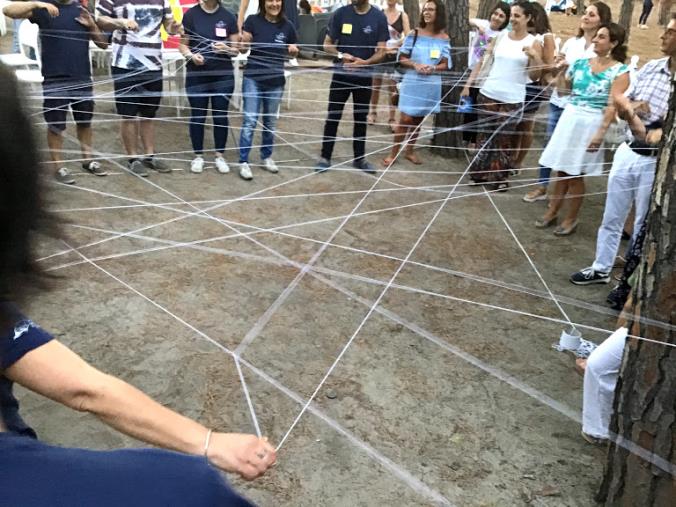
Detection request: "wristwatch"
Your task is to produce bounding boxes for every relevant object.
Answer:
[337,52,344,60]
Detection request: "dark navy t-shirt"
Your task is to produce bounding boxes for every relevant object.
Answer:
[0,303,53,437]
[242,14,297,88]
[182,4,238,74]
[29,0,92,80]
[328,4,388,65]
[0,433,254,506]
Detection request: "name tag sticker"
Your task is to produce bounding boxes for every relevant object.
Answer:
[341,23,352,35]
[215,27,227,37]
[430,49,440,59]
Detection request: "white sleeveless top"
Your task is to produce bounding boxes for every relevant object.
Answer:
[480,33,536,104]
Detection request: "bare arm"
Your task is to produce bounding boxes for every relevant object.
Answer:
[96,14,137,32]
[461,37,495,96]
[75,6,108,49]
[524,41,543,82]
[237,0,250,30]
[6,340,276,480]
[3,1,59,19]
[588,72,631,151]
[401,12,411,35]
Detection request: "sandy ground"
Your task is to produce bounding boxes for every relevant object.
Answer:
[3,1,665,504]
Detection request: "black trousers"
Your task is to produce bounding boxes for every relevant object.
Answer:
[320,72,373,162]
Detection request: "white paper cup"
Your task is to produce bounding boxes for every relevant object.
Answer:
[559,326,581,350]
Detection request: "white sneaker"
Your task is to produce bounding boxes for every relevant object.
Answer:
[190,155,204,174]
[239,162,253,180]
[214,155,230,174]
[262,158,279,173]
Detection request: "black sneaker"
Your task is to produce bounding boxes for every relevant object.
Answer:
[570,267,610,285]
[129,159,149,177]
[353,158,376,174]
[55,167,75,185]
[83,160,107,176]
[143,156,171,173]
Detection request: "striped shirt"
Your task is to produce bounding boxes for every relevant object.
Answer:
[627,57,672,125]
[96,0,173,71]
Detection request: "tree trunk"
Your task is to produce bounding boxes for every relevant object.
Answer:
[431,0,469,158]
[476,0,494,20]
[619,0,635,37]
[597,77,676,505]
[576,0,585,15]
[403,0,420,30]
[659,0,673,25]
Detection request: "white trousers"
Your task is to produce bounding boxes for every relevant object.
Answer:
[582,327,628,438]
[592,142,656,273]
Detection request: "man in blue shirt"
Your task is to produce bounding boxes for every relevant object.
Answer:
[3,0,110,185]
[315,0,388,174]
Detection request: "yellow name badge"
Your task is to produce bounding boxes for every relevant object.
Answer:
[342,23,353,35]
[430,49,440,59]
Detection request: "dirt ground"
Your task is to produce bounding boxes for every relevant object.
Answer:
[3,1,668,505]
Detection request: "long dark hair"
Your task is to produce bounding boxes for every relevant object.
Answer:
[0,64,59,328]
[491,2,511,31]
[258,0,287,21]
[577,2,612,38]
[599,22,628,63]
[529,2,551,35]
[419,0,446,33]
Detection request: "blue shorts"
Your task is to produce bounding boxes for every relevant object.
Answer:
[42,78,94,133]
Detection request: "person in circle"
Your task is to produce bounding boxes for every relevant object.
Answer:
[466,1,543,192]
[367,0,411,132]
[536,23,629,236]
[179,0,240,175]
[382,0,450,166]
[314,0,388,174]
[237,0,298,180]
[460,1,510,151]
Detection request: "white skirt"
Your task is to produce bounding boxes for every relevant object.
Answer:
[539,103,605,176]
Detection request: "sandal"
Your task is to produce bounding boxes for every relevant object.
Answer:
[495,182,509,192]
[535,215,557,228]
[388,119,397,133]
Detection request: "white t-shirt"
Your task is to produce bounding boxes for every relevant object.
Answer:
[550,36,597,108]
[468,19,499,70]
[480,32,536,104]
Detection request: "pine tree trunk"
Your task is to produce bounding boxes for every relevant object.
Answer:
[403,0,420,29]
[476,0,494,19]
[432,0,469,158]
[596,76,676,506]
[619,0,635,37]
[659,0,673,25]
[576,0,585,15]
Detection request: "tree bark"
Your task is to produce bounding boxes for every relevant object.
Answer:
[403,0,420,30]
[619,0,635,38]
[432,0,470,158]
[476,0,494,20]
[576,0,585,15]
[597,76,676,506]
[659,0,673,26]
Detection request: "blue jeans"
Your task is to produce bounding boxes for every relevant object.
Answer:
[538,102,564,185]
[238,77,284,163]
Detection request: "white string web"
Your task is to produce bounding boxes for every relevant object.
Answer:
[9,24,674,504]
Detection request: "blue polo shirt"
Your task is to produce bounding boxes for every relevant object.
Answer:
[182,4,238,74]
[0,303,53,438]
[242,14,297,88]
[0,433,254,506]
[328,4,388,68]
[29,0,92,80]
